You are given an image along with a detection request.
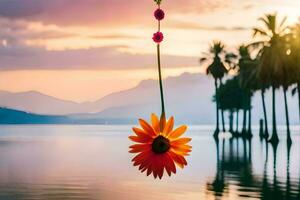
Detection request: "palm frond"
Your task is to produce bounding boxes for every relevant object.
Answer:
[199,57,208,64]
[279,16,287,31]
[253,27,268,37]
[258,15,271,32]
[247,41,266,50]
[225,53,238,60]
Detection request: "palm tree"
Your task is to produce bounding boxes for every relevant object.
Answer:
[237,46,250,136]
[235,109,239,133]
[271,30,293,145]
[236,45,256,138]
[248,49,270,139]
[281,46,293,145]
[217,77,244,136]
[260,87,269,139]
[201,41,228,137]
[290,21,300,122]
[251,13,289,144]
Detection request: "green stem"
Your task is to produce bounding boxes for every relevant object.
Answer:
[157,44,165,119]
[158,15,161,31]
[155,4,165,131]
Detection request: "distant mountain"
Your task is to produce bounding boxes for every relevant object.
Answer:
[0,73,299,124]
[0,107,133,124]
[0,107,68,124]
[87,73,216,124]
[0,90,83,115]
[0,73,215,123]
[80,72,299,125]
[0,73,214,116]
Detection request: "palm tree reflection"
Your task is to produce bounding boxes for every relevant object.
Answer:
[206,138,227,198]
[206,136,299,199]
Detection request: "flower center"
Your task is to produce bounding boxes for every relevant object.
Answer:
[152,135,170,154]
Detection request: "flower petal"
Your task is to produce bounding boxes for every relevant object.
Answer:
[168,125,187,139]
[147,162,153,176]
[139,157,152,171]
[152,156,158,179]
[128,136,152,143]
[139,119,156,137]
[132,150,152,165]
[171,145,192,153]
[151,113,160,134]
[163,116,174,136]
[171,137,192,145]
[129,115,191,179]
[168,151,187,169]
[132,127,154,140]
[163,153,176,176]
[157,155,164,179]
[166,153,176,174]
[159,114,166,132]
[129,144,151,153]
[171,148,191,156]
[138,153,154,171]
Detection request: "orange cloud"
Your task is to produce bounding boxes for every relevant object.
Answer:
[0,0,229,26]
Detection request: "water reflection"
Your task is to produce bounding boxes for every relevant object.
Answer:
[207,136,300,199]
[0,125,299,200]
[0,181,96,200]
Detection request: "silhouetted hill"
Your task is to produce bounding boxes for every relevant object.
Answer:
[0,73,214,117]
[0,73,299,124]
[0,90,83,115]
[0,107,68,124]
[0,107,134,124]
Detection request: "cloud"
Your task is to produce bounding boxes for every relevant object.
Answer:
[88,34,142,40]
[0,0,252,71]
[0,16,200,71]
[166,20,250,31]
[0,43,198,70]
[0,0,229,26]
[0,18,75,45]
[242,3,257,10]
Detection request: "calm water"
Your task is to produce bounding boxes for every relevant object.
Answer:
[0,125,299,200]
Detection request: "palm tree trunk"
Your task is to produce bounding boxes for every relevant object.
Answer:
[261,90,269,139]
[297,83,300,121]
[259,119,264,138]
[242,107,247,136]
[269,86,279,144]
[247,94,252,137]
[235,109,239,134]
[214,79,220,137]
[286,144,291,200]
[242,93,247,137]
[235,110,239,133]
[229,110,233,133]
[283,88,291,145]
[247,107,252,137]
[219,79,225,132]
[221,109,225,132]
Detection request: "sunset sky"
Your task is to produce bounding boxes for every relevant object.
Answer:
[0,0,299,102]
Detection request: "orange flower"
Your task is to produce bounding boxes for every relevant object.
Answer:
[129,113,192,179]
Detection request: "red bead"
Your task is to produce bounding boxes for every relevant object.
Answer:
[152,32,164,43]
[154,8,165,21]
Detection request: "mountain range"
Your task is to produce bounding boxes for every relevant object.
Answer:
[0,73,299,124]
